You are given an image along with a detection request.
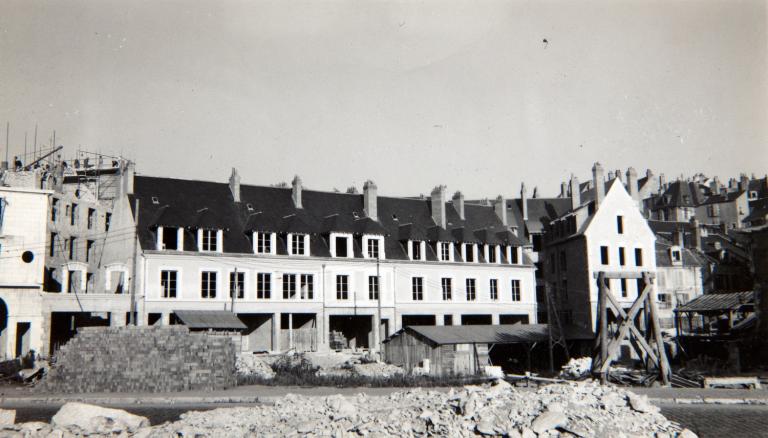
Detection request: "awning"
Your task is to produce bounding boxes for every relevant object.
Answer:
[389,323,593,345]
[173,310,247,330]
[676,291,754,313]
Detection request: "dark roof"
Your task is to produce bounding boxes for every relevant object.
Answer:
[655,240,706,267]
[513,197,573,234]
[391,324,594,345]
[699,190,744,205]
[173,310,248,330]
[652,181,707,209]
[132,176,523,260]
[677,291,753,313]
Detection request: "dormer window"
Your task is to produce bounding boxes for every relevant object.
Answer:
[288,233,309,256]
[749,191,758,200]
[198,229,221,252]
[463,243,476,263]
[486,245,498,264]
[670,246,682,265]
[437,242,453,262]
[506,245,520,265]
[330,233,353,258]
[253,231,276,255]
[151,196,160,205]
[409,240,425,261]
[363,235,384,260]
[157,226,182,251]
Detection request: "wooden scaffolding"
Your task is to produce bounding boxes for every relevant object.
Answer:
[591,271,671,386]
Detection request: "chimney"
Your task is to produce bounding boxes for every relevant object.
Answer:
[646,169,653,179]
[607,170,614,181]
[430,185,447,228]
[739,174,749,191]
[690,218,701,250]
[121,160,134,196]
[452,191,465,220]
[710,176,721,194]
[494,195,508,226]
[592,162,605,207]
[570,175,580,210]
[229,168,241,203]
[560,181,568,198]
[615,169,622,182]
[659,173,666,190]
[521,183,528,221]
[532,186,539,198]
[292,175,303,209]
[363,180,378,221]
[626,167,638,202]
[673,227,684,247]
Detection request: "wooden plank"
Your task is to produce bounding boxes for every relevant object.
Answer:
[645,274,671,386]
[592,272,656,280]
[599,281,651,372]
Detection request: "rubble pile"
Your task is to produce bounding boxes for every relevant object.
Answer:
[235,354,276,380]
[38,326,236,393]
[558,357,593,379]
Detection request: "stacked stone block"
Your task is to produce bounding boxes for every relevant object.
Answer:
[39,326,236,393]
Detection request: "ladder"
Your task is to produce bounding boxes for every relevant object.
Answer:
[546,282,570,372]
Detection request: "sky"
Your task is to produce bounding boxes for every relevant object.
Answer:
[1,0,766,198]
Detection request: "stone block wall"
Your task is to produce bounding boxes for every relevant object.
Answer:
[39,326,236,393]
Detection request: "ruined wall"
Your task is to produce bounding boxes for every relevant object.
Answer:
[39,326,235,393]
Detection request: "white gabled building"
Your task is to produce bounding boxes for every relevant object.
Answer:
[542,163,657,331]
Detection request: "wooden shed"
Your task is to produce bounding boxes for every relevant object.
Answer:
[383,324,593,376]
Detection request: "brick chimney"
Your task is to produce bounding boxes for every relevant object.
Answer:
[292,175,303,209]
[229,168,241,203]
[452,191,465,221]
[593,162,605,208]
[739,173,749,191]
[570,175,580,210]
[626,167,638,202]
[363,180,378,221]
[521,183,528,221]
[673,227,684,247]
[710,176,721,194]
[659,173,666,191]
[560,181,568,198]
[494,195,508,227]
[121,160,134,196]
[614,169,622,182]
[690,218,701,250]
[431,185,447,228]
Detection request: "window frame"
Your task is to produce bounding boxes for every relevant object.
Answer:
[510,279,521,301]
[412,277,424,301]
[489,278,499,301]
[634,248,643,266]
[229,271,245,299]
[441,277,452,301]
[201,270,217,299]
[300,274,314,300]
[256,272,272,299]
[282,273,297,299]
[466,278,476,301]
[600,246,609,265]
[160,269,178,298]
[368,275,379,300]
[336,274,349,300]
[616,215,624,234]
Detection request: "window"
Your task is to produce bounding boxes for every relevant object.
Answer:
[257,273,271,299]
[600,246,609,265]
[490,279,498,300]
[444,315,453,325]
[466,278,476,301]
[367,238,380,259]
[161,270,177,298]
[671,249,682,263]
[51,199,59,222]
[87,208,96,230]
[201,229,218,252]
[439,242,451,261]
[256,232,272,254]
[487,245,497,263]
[86,240,94,262]
[616,215,624,234]
[300,274,314,299]
[657,293,671,309]
[291,234,307,255]
[620,278,627,298]
[634,248,643,267]
[636,278,645,296]
[412,277,424,300]
[70,204,78,226]
[464,244,474,262]
[441,278,452,300]
[282,273,297,299]
[50,232,57,257]
[368,275,379,300]
[336,275,349,300]
[163,226,179,250]
[105,213,112,231]
[561,279,567,300]
[559,251,567,272]
[335,236,348,257]
[69,237,76,260]
[511,279,521,301]
[550,254,556,273]
[229,271,245,299]
[412,241,422,261]
[619,247,626,266]
[201,271,217,298]
[708,204,719,217]
[510,246,519,264]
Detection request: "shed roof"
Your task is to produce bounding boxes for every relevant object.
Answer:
[173,310,248,330]
[676,291,754,313]
[390,324,593,345]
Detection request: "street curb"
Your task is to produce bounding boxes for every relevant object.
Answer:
[649,397,768,406]
[0,396,264,405]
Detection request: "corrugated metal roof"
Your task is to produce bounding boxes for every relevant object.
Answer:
[397,324,593,345]
[174,310,247,330]
[676,291,754,313]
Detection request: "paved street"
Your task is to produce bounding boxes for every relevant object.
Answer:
[660,404,768,438]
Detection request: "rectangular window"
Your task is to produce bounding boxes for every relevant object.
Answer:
[257,273,271,299]
[466,278,476,301]
[634,248,643,267]
[619,247,626,266]
[282,273,297,299]
[440,242,451,261]
[291,234,306,255]
[510,246,519,264]
[441,278,452,300]
[50,232,57,257]
[600,246,609,265]
[490,279,498,300]
[256,233,272,254]
[336,275,349,300]
[300,274,314,299]
[87,208,96,229]
[229,271,245,299]
[560,251,567,272]
[161,270,177,298]
[412,241,422,260]
[163,226,179,250]
[511,279,521,301]
[465,244,474,262]
[367,239,379,259]
[368,275,379,300]
[105,213,111,231]
[636,278,645,296]
[412,277,424,300]
[487,246,496,263]
[201,229,218,252]
[70,204,78,226]
[86,240,94,262]
[51,198,58,222]
[69,237,76,260]
[201,271,217,298]
[620,278,627,298]
[335,236,348,257]
[617,215,624,234]
[443,315,453,325]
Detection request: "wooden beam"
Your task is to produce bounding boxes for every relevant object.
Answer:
[593,272,656,280]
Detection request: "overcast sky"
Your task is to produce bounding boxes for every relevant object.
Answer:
[1,0,766,198]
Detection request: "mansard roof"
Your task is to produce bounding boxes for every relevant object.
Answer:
[131,175,523,260]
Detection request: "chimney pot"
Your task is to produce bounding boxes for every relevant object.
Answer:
[363,180,378,221]
[494,195,508,227]
[452,191,465,220]
[592,162,605,207]
[626,167,638,202]
[229,168,241,203]
[570,175,580,210]
[430,185,447,229]
[560,181,568,198]
[292,175,303,209]
[521,183,528,221]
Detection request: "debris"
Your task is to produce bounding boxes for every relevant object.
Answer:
[531,410,568,434]
[51,402,150,434]
[628,393,660,414]
[0,409,15,426]
[558,357,592,379]
[235,354,276,380]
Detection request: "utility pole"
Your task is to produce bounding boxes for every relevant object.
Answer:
[377,255,382,356]
[130,198,140,325]
[231,267,238,313]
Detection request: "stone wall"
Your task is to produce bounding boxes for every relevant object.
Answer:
[39,326,236,393]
